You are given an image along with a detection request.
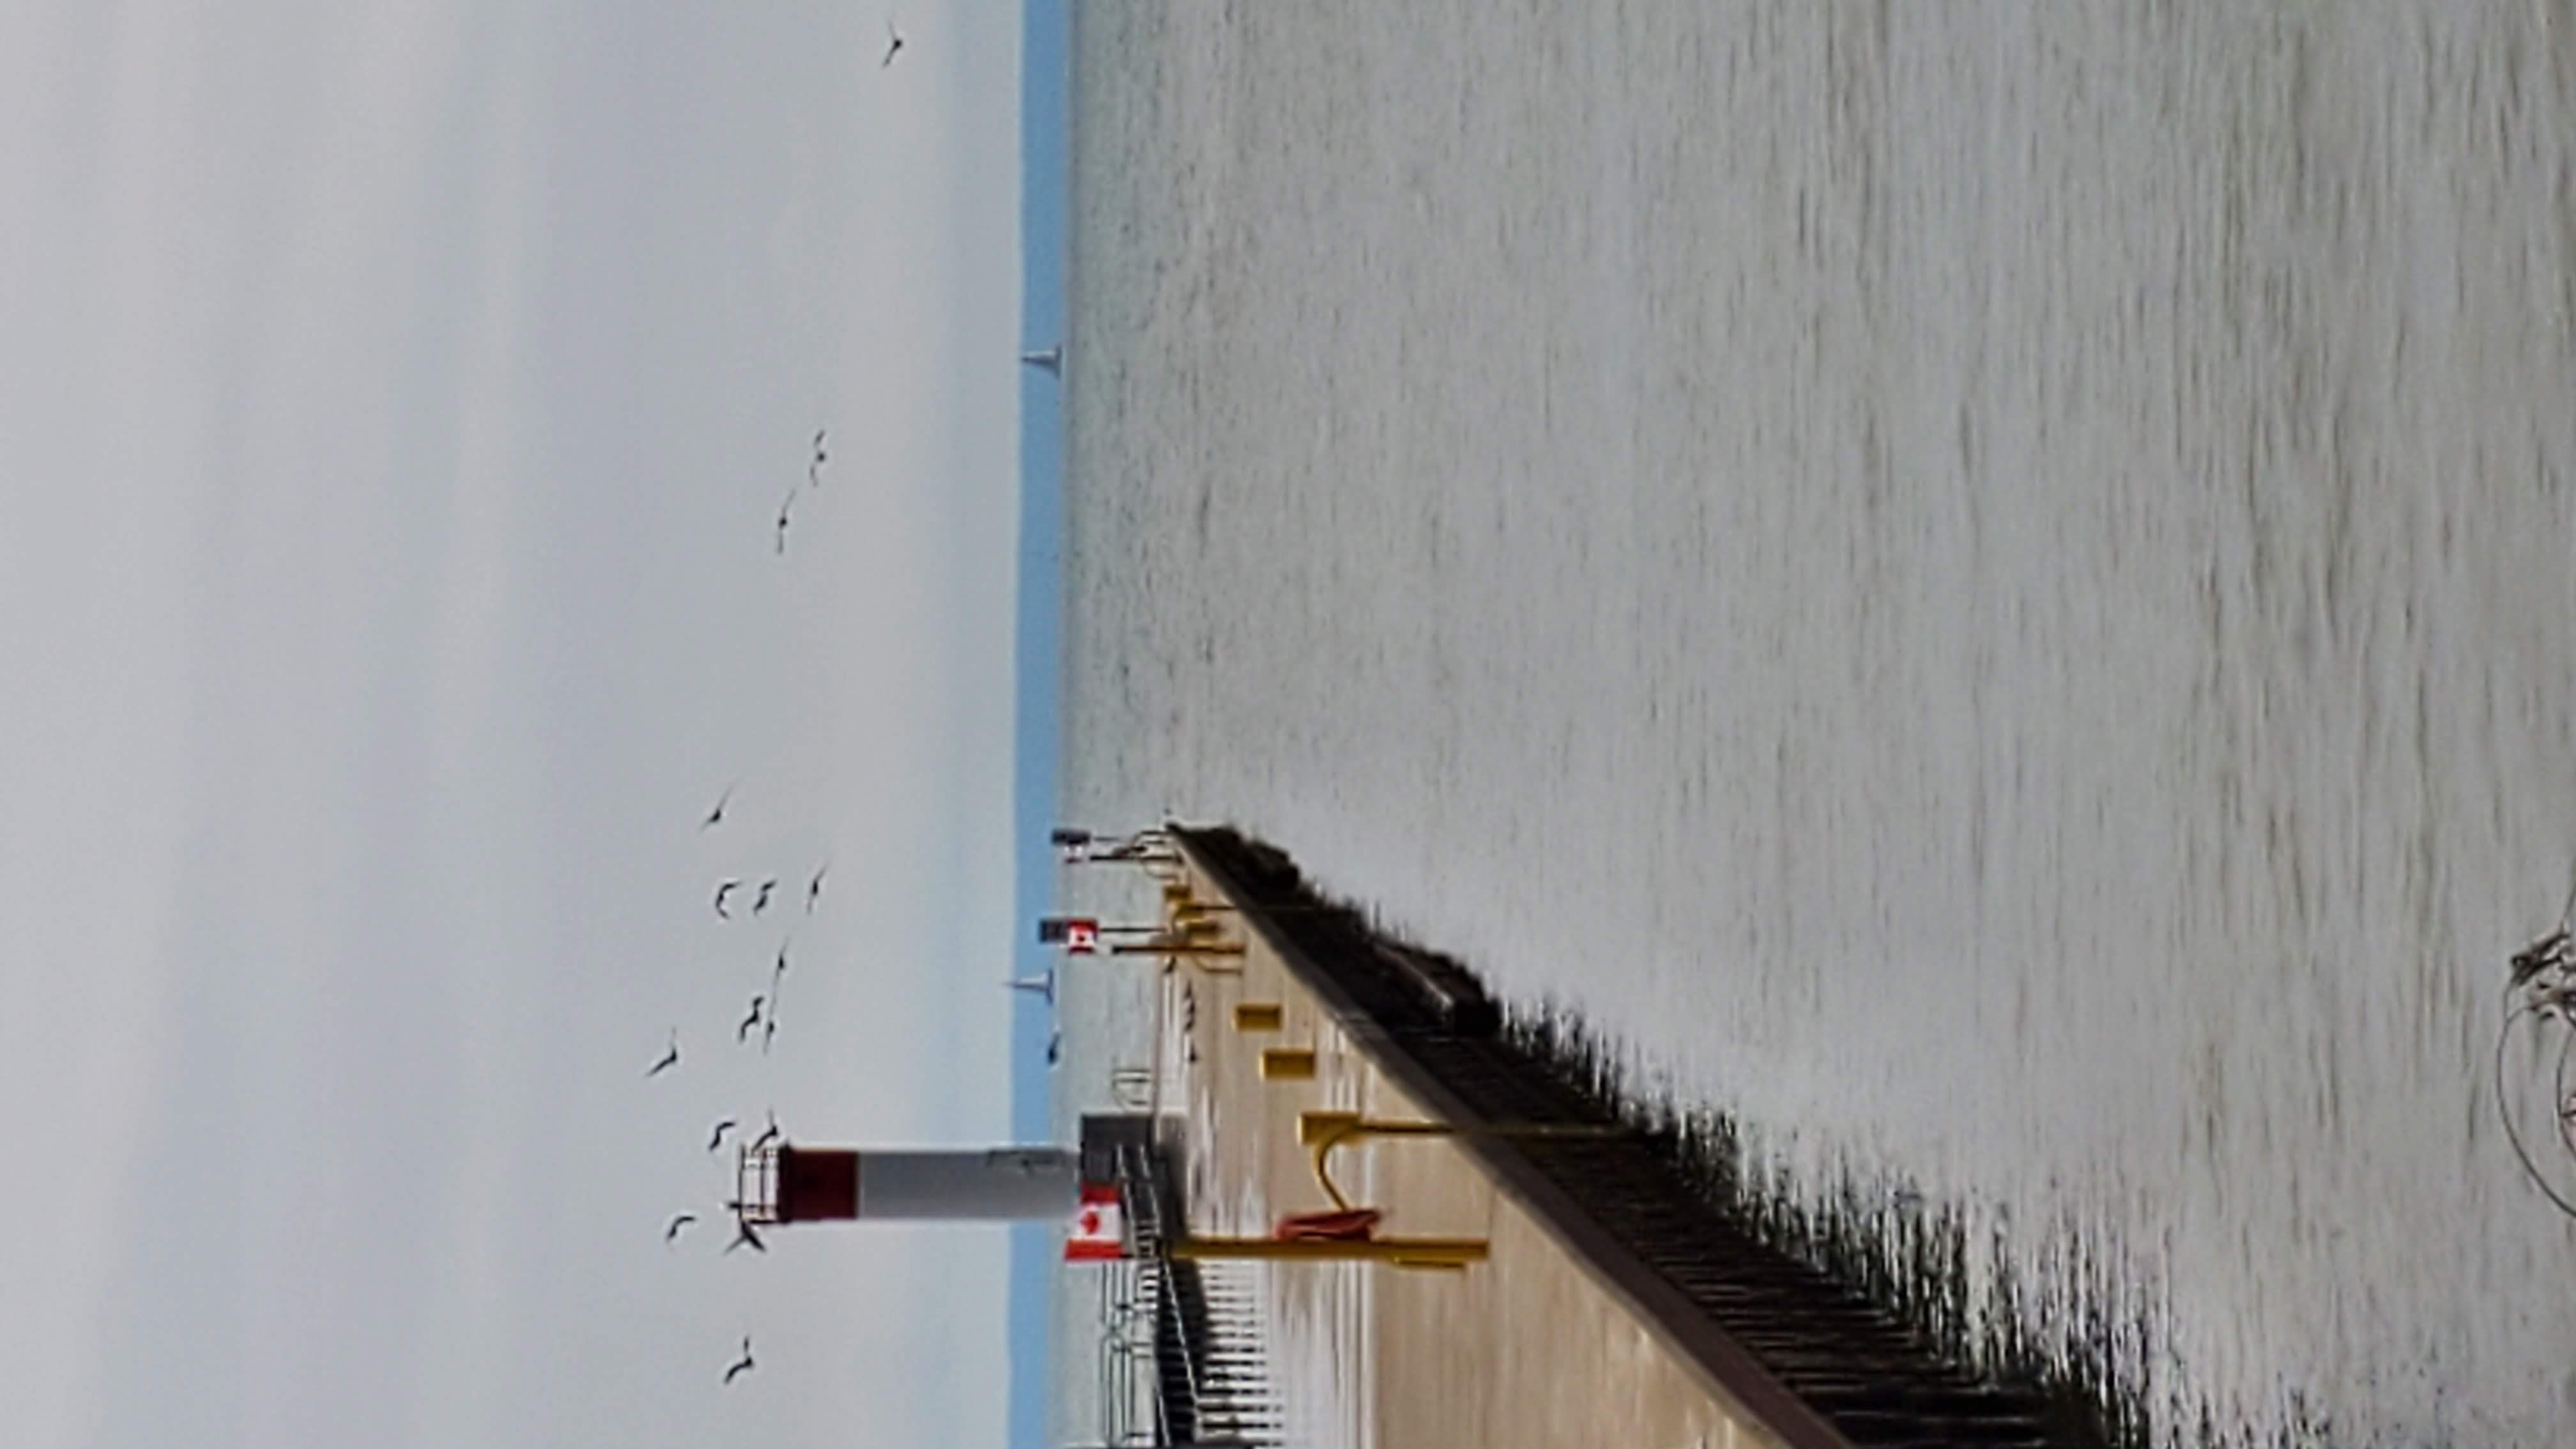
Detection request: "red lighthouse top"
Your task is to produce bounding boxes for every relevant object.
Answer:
[733,1144,857,1224]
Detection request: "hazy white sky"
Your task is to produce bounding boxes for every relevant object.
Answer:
[0,4,1023,1445]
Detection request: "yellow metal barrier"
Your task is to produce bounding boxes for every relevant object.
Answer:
[1170,1236,1489,1268]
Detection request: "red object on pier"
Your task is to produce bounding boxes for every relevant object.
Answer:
[1274,1208,1383,1243]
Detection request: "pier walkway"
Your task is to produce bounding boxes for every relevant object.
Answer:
[1149,827,2093,1449]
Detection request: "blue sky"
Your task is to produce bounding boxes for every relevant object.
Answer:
[0,4,1034,1445]
[1007,0,1072,1445]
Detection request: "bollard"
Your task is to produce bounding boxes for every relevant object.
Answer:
[1296,1109,1361,1145]
[1234,1002,1285,1033]
[1259,1047,1318,1082]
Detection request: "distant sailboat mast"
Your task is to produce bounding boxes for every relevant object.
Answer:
[1021,344,1062,378]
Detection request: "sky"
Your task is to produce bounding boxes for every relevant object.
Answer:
[0,4,1031,1446]
[1004,1,1070,1445]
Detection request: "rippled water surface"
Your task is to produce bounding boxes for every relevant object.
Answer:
[1054,5,2576,1443]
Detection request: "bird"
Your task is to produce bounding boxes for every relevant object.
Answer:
[1046,1032,1062,1068]
[737,995,766,1043]
[723,1337,758,1383]
[880,19,905,68]
[775,489,795,556]
[645,1031,680,1078]
[808,429,828,487]
[751,1111,783,1152]
[700,783,737,831]
[707,1118,739,1153]
[664,1212,698,1245]
[762,1016,779,1055]
[804,863,828,913]
[752,878,778,915]
[726,1222,768,1257]
[771,940,791,981]
[713,879,741,919]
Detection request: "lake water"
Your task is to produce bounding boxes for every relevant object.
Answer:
[1052,5,2576,1445]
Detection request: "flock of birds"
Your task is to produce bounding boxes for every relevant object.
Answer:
[653,12,918,1343]
[658,27,912,1380]
[644,775,832,1387]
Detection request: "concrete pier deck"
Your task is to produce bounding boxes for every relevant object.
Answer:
[1148,843,1789,1449]
[1124,827,2097,1449]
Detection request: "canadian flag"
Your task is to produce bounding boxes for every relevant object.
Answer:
[1063,918,1101,955]
[1063,1183,1126,1262]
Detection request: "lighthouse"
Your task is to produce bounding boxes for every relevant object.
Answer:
[730,1115,1154,1239]
[740,1143,1080,1223]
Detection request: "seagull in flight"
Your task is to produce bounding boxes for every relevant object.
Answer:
[664,1212,698,1245]
[1046,1032,1062,1068]
[804,863,828,913]
[771,940,791,982]
[762,1016,779,1055]
[723,1337,758,1383]
[775,489,795,556]
[713,879,741,919]
[736,995,767,1043]
[700,783,737,831]
[808,429,828,487]
[707,1118,739,1153]
[752,878,778,916]
[726,1221,768,1256]
[751,1110,783,1152]
[645,1031,681,1078]
[880,19,905,68]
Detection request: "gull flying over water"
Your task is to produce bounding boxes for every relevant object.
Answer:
[751,1111,783,1152]
[723,1337,758,1383]
[752,878,777,915]
[664,1212,698,1245]
[808,429,828,487]
[737,995,767,1043]
[880,20,904,68]
[707,1118,738,1153]
[713,879,740,919]
[775,489,795,556]
[726,1221,768,1256]
[646,1031,681,1078]
[804,863,828,913]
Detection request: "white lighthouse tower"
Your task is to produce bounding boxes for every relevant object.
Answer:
[737,1143,1081,1223]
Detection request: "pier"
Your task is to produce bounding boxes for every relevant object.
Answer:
[1093,826,2110,1449]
